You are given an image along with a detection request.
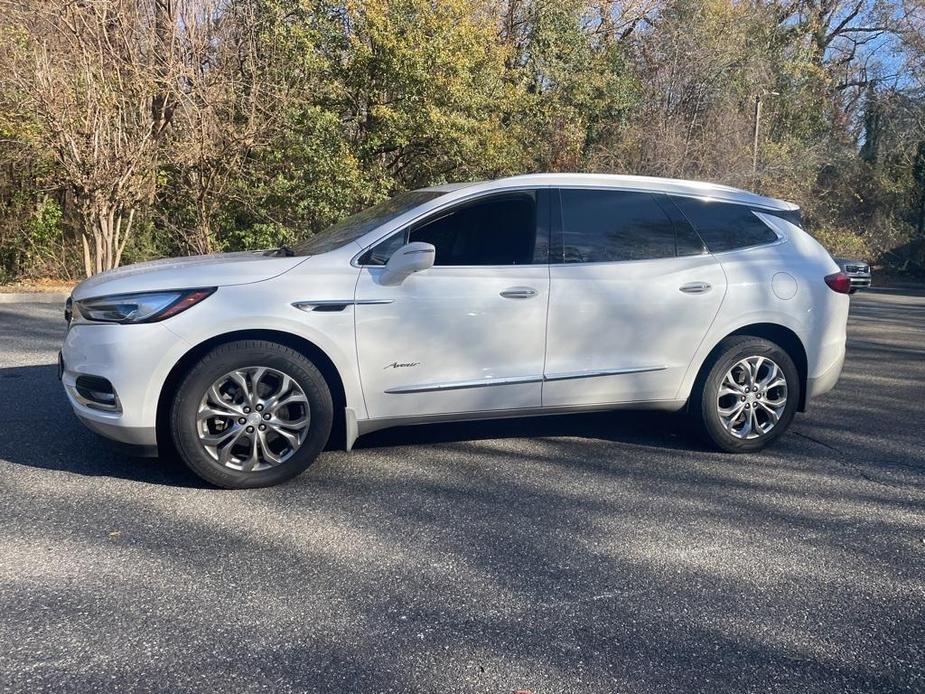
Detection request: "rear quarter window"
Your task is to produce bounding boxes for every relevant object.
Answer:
[670,196,780,253]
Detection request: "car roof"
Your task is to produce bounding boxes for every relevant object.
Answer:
[418,182,479,193]
[419,173,798,212]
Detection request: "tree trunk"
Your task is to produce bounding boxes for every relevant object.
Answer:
[81,233,93,278]
[196,201,213,256]
[113,208,135,268]
[81,204,138,277]
[918,189,925,238]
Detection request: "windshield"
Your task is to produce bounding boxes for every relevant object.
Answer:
[290,190,444,256]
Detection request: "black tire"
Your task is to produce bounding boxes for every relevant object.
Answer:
[170,340,333,488]
[690,336,800,453]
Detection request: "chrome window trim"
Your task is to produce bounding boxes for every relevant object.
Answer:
[661,191,796,215]
[361,264,550,272]
[546,256,703,268]
[703,237,787,258]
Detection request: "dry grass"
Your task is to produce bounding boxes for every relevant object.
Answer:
[0,278,77,294]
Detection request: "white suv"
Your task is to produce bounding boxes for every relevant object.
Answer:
[60,174,850,488]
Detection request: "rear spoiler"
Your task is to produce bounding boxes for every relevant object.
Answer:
[762,208,803,228]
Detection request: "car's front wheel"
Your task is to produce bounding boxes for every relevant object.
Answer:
[691,336,800,453]
[170,340,333,488]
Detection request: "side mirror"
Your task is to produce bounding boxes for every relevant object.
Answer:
[380,242,435,286]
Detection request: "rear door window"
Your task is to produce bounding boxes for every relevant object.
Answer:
[555,189,703,263]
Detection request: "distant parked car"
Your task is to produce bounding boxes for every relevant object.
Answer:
[834,257,871,293]
[61,174,851,488]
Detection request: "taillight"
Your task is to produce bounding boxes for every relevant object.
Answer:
[825,272,852,294]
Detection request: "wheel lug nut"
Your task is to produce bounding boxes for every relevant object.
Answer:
[256,404,263,412]
[246,425,254,433]
[243,407,250,414]
[258,424,266,431]
[740,396,746,402]
[238,417,246,424]
[263,413,270,420]
[745,403,750,409]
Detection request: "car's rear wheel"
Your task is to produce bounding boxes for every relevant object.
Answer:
[691,336,800,453]
[170,340,332,488]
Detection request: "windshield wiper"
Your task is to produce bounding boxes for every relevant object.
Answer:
[264,245,295,257]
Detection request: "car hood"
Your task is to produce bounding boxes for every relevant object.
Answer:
[71,251,309,300]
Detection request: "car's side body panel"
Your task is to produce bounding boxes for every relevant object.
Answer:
[543,253,727,406]
[354,264,550,419]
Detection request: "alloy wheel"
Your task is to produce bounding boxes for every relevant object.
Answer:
[716,356,788,440]
[196,366,310,471]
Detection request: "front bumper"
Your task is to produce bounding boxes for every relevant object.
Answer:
[73,411,158,451]
[61,321,192,450]
[841,263,871,291]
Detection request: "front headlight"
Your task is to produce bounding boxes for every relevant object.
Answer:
[75,288,216,324]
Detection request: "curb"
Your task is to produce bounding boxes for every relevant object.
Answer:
[0,292,68,305]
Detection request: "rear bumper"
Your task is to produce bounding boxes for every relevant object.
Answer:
[806,344,845,401]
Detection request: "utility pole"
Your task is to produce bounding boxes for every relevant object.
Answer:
[752,94,762,184]
[752,91,778,189]
[914,141,925,237]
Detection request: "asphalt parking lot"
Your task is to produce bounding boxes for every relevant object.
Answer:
[1,287,923,693]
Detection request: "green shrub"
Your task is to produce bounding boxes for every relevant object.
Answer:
[0,196,71,280]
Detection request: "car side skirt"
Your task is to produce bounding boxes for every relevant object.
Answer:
[347,398,687,448]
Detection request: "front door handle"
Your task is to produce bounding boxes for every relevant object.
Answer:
[500,286,538,299]
[679,282,712,294]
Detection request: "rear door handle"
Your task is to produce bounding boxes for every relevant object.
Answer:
[679,282,712,294]
[500,286,538,299]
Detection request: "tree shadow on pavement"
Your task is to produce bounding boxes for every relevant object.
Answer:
[0,361,702,488]
[0,364,204,487]
[2,402,922,692]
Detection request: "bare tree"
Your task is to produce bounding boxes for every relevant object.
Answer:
[0,0,178,276]
[164,0,279,255]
